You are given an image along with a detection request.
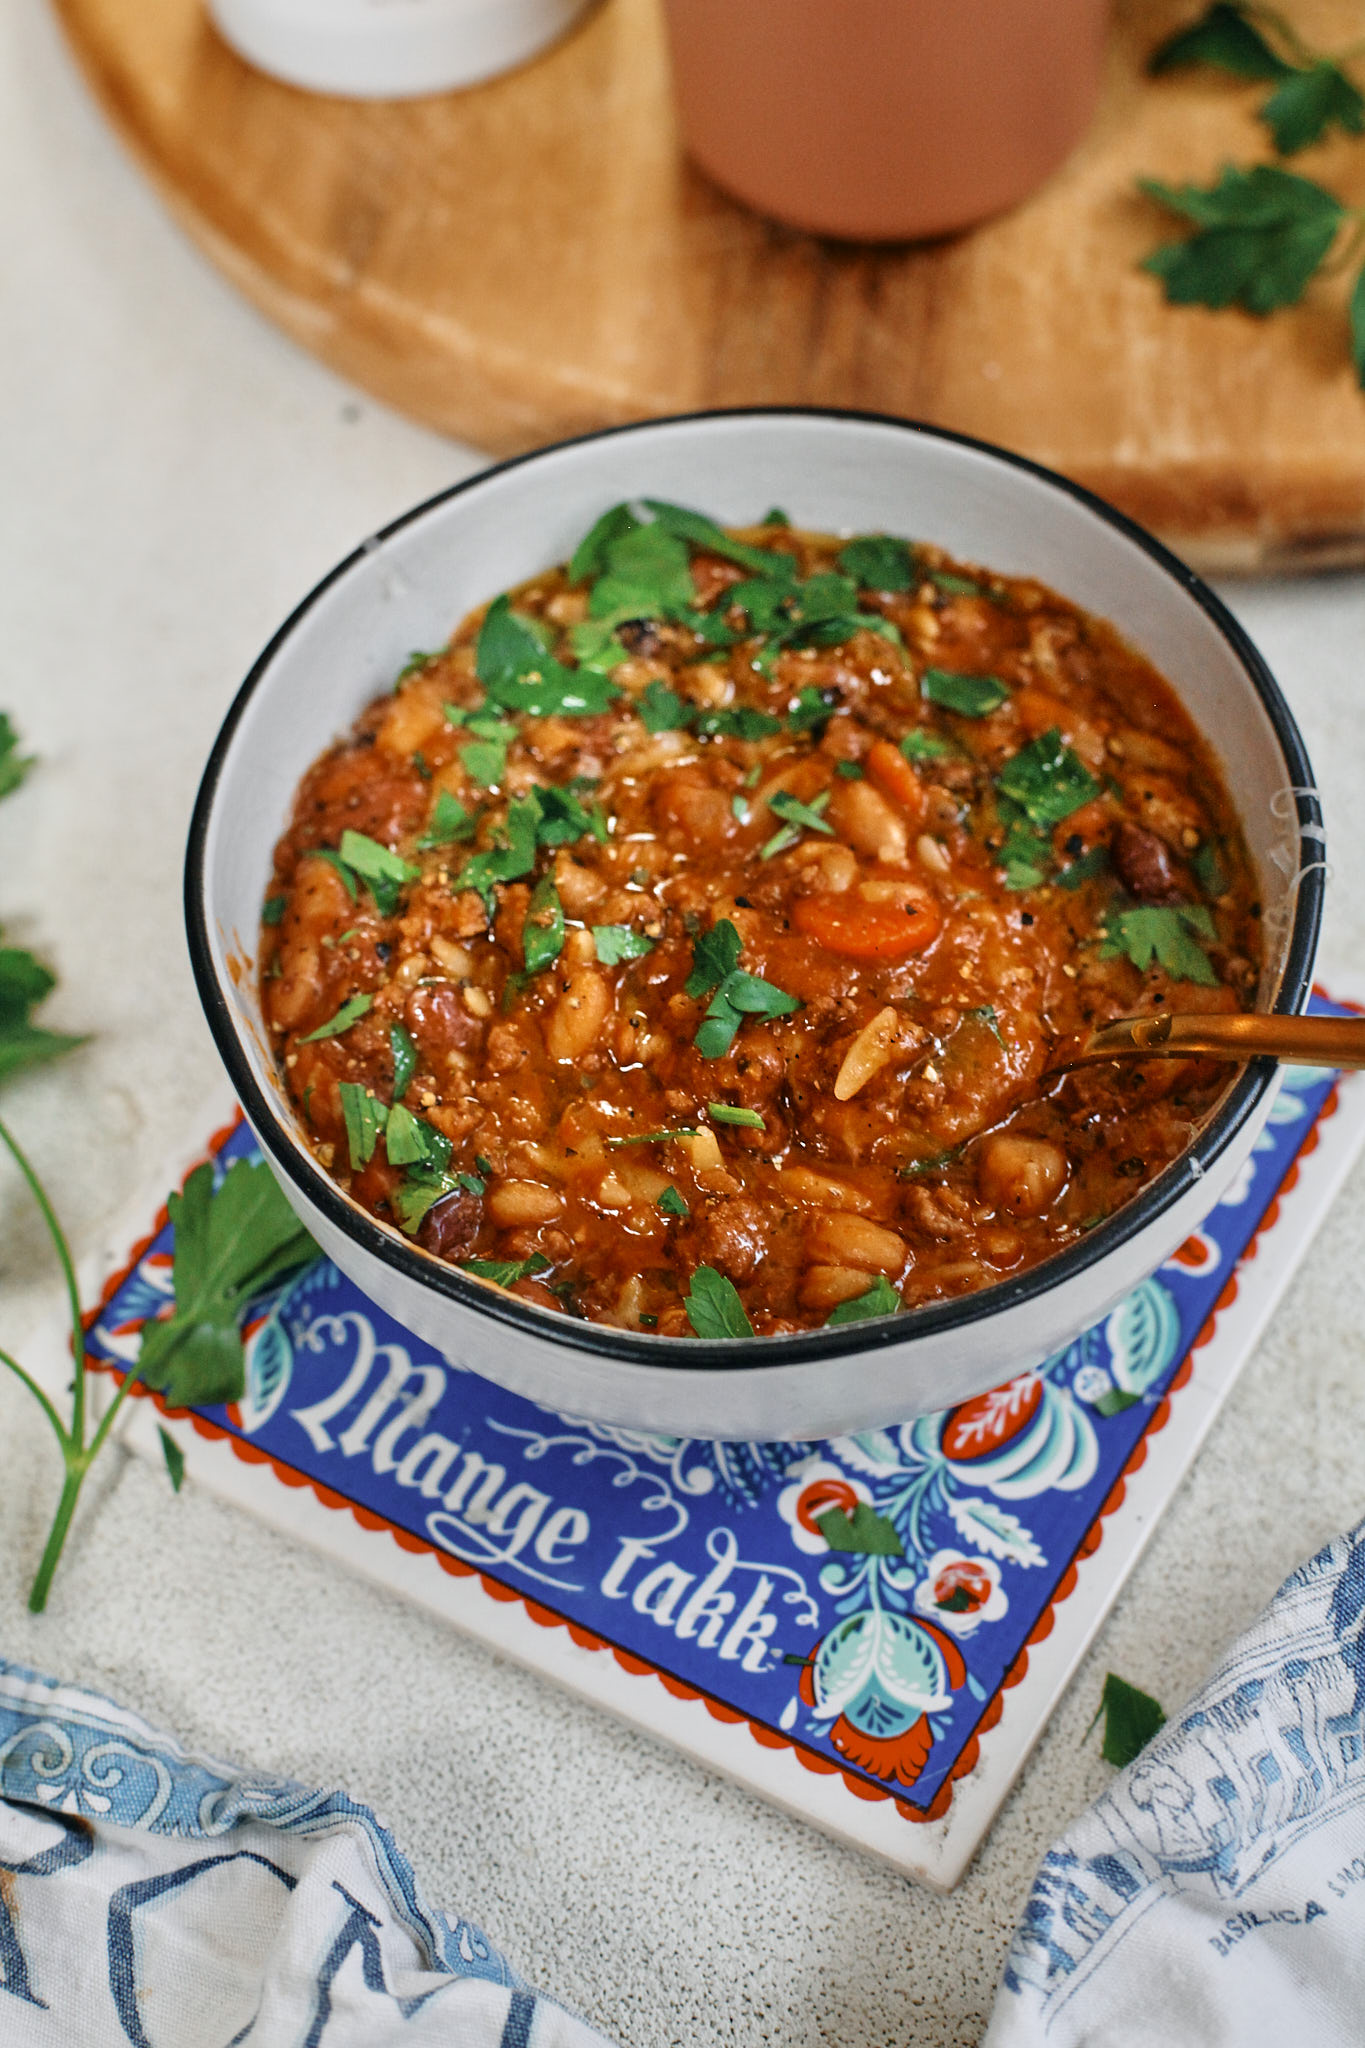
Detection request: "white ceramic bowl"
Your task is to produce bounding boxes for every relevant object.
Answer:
[187,410,1323,1441]
[208,0,595,98]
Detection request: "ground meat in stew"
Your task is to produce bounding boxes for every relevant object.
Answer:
[259,504,1261,1339]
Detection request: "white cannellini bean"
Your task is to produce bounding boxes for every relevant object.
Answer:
[805,1211,908,1275]
[546,968,610,1061]
[429,935,474,976]
[799,1264,890,1312]
[487,1179,564,1227]
[916,833,951,875]
[777,1166,876,1214]
[834,1006,901,1102]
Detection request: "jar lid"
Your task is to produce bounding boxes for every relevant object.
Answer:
[209,0,594,98]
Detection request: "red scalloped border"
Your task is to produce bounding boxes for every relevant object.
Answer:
[83,1050,1348,1835]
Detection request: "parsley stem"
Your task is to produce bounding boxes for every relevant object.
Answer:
[0,1345,67,1446]
[26,1464,86,1616]
[84,1366,142,1468]
[0,1114,87,1449]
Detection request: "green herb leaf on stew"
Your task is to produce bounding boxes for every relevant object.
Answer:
[137,1159,318,1409]
[569,617,628,676]
[787,686,838,733]
[814,1500,905,1554]
[685,919,745,999]
[996,802,1053,893]
[762,788,832,858]
[478,595,620,717]
[396,650,442,682]
[310,848,359,901]
[1087,1672,1167,1768]
[588,521,695,625]
[1100,903,1219,984]
[261,894,287,926]
[998,728,1100,828]
[694,706,783,741]
[570,502,641,584]
[643,500,799,581]
[901,728,960,763]
[824,1274,903,1326]
[684,1264,756,1339]
[592,924,656,965]
[921,668,1009,717]
[656,1185,689,1217]
[461,1253,552,1289]
[1192,839,1228,897]
[604,1125,698,1148]
[708,1102,766,1128]
[1058,845,1110,890]
[417,790,481,849]
[299,992,373,1042]
[338,829,421,915]
[390,1021,418,1102]
[338,1082,389,1170]
[1140,163,1345,316]
[836,761,864,779]
[459,717,517,790]
[637,680,696,733]
[0,715,36,801]
[384,1102,453,1170]
[522,875,565,977]
[930,570,989,598]
[836,534,916,591]
[391,1167,462,1234]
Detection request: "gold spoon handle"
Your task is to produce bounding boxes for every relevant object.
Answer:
[1070,1011,1365,1070]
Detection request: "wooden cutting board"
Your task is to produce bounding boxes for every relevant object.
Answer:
[53,0,1365,572]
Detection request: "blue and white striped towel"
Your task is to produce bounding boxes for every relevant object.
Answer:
[0,1656,614,2046]
[987,1515,1365,2045]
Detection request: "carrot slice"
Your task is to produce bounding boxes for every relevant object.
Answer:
[865,738,926,819]
[793,889,942,962]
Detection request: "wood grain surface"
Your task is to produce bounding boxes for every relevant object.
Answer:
[51,0,1365,571]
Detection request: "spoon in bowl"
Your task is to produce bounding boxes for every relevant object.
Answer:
[1055,1009,1365,1073]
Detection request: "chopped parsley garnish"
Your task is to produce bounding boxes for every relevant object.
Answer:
[638,680,695,732]
[299,992,373,1042]
[656,1185,690,1217]
[996,801,1053,893]
[0,713,35,800]
[1193,839,1228,896]
[787,686,838,733]
[685,919,801,1058]
[570,502,642,584]
[931,569,989,598]
[1058,845,1110,890]
[461,1254,552,1289]
[569,618,627,676]
[997,729,1100,828]
[836,534,915,592]
[477,595,619,717]
[396,650,441,682]
[1099,903,1219,985]
[921,668,1009,717]
[522,875,565,977]
[592,924,655,965]
[589,520,695,623]
[762,788,832,858]
[337,830,421,916]
[707,1102,765,1128]
[728,569,901,656]
[643,499,799,581]
[835,761,863,779]
[684,1264,755,1339]
[604,1125,698,1148]
[261,894,287,926]
[338,1082,388,1170]
[762,507,790,526]
[384,1102,452,1170]
[417,791,481,849]
[824,1275,902,1325]
[311,848,359,900]
[451,785,586,912]
[695,706,783,741]
[391,1169,462,1234]
[390,1021,418,1101]
[964,1003,1005,1047]
[900,728,960,763]
[457,715,517,789]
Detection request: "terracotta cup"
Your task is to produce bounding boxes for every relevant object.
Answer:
[661,0,1110,243]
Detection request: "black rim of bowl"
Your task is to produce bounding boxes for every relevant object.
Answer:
[185,406,1324,1375]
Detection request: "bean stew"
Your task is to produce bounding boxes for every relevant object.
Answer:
[260,503,1261,1339]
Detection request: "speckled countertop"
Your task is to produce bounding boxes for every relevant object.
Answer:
[5,4,1365,2041]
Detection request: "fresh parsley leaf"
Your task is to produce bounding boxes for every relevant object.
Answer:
[996,802,1053,892]
[299,992,373,1042]
[964,1003,1006,1047]
[825,1275,902,1326]
[1149,3,1291,82]
[998,729,1100,828]
[695,706,783,741]
[694,992,745,1060]
[707,1102,766,1128]
[478,595,619,717]
[604,1125,697,1148]
[385,1103,453,1170]
[522,875,565,977]
[261,894,287,926]
[137,1159,317,1408]
[417,790,481,849]
[589,522,695,624]
[592,925,655,965]
[459,717,516,790]
[338,1082,388,1170]
[835,761,863,779]
[1263,62,1365,154]
[901,728,960,763]
[0,945,86,1081]
[452,790,543,909]
[569,617,627,676]
[762,506,790,526]
[310,848,359,901]
[657,1184,689,1217]
[0,715,35,801]
[1100,903,1219,984]
[570,502,641,583]
[338,829,420,915]
[534,783,600,847]
[1141,163,1344,314]
[390,1021,418,1101]
[762,787,832,858]
[836,534,915,591]
[158,1425,185,1493]
[396,650,442,682]
[1088,1672,1167,1768]
[391,1166,462,1234]
[643,500,798,581]
[814,1500,904,1554]
[787,686,838,733]
[1058,845,1110,890]
[638,679,695,733]
[1192,839,1228,897]
[685,919,745,998]
[684,1263,755,1339]
[462,1254,552,1288]
[922,668,1009,717]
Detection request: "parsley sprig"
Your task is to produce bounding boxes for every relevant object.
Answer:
[1142,5,1365,383]
[684,918,800,1057]
[1099,903,1220,984]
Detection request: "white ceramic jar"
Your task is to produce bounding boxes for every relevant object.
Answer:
[208,0,595,98]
